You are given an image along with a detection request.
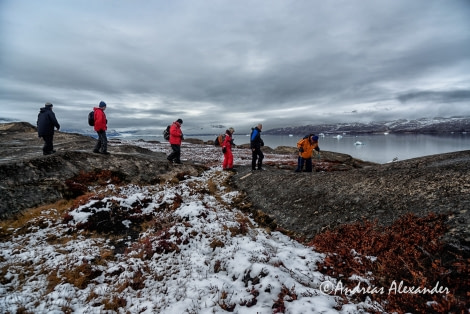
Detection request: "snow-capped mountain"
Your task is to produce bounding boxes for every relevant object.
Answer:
[264,116,470,135]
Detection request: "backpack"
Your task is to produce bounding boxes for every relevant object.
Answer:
[88,111,95,126]
[163,125,170,141]
[214,134,225,146]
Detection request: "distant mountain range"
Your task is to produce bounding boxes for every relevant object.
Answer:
[2,116,470,137]
[263,116,470,135]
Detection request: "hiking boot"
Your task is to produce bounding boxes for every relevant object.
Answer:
[93,149,100,153]
[101,151,110,155]
[257,167,265,171]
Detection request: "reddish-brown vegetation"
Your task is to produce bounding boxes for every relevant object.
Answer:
[308,213,469,313]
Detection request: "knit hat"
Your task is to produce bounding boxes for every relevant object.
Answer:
[45,102,53,108]
[99,101,107,108]
[312,136,319,141]
[176,119,183,124]
[228,127,235,134]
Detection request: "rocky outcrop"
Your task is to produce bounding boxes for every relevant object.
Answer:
[0,122,205,217]
[232,151,470,252]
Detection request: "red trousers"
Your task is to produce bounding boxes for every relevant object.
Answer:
[223,150,233,169]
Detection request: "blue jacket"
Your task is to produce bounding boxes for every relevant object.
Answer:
[37,107,60,137]
[250,127,264,149]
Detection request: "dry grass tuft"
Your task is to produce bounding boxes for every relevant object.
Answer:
[210,239,225,251]
[227,213,253,237]
[47,261,103,292]
[0,199,74,239]
[272,285,298,313]
[102,295,127,311]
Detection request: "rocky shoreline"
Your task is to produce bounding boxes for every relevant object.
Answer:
[1,122,469,255]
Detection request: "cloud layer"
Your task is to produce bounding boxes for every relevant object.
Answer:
[1,0,469,134]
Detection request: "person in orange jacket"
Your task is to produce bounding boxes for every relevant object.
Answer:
[93,101,109,155]
[167,118,184,164]
[295,134,320,172]
[222,127,235,170]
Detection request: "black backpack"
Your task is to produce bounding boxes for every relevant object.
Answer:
[214,134,225,146]
[88,111,94,126]
[163,125,170,141]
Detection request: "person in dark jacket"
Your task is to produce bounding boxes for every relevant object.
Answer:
[37,102,60,155]
[167,119,184,164]
[250,123,264,171]
[93,101,109,155]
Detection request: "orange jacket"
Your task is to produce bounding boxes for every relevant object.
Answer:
[297,137,318,159]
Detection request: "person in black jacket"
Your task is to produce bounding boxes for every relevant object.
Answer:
[37,102,60,155]
[250,123,264,171]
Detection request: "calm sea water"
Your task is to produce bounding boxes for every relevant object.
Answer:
[113,133,469,164]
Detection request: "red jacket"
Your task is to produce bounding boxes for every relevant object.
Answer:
[222,133,233,152]
[93,107,107,132]
[169,121,183,145]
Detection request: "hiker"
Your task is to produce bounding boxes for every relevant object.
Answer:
[250,123,264,171]
[295,134,320,172]
[93,101,109,155]
[222,127,235,171]
[167,118,184,164]
[37,102,60,155]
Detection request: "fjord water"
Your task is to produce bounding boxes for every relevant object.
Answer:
[114,132,469,164]
[189,133,469,164]
[248,133,469,164]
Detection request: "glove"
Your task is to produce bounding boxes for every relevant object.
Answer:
[181,134,184,140]
[222,147,227,154]
[315,146,320,152]
[299,147,304,153]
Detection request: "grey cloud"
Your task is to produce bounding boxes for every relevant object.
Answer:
[398,90,470,104]
[1,0,469,133]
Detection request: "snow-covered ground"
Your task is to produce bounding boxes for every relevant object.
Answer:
[0,140,379,313]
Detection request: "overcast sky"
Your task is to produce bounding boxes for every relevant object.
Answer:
[1,0,469,134]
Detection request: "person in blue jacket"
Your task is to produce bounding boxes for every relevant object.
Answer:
[37,102,60,155]
[250,123,265,171]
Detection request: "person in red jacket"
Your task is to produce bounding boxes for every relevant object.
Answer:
[93,101,109,155]
[222,127,235,171]
[167,119,184,164]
